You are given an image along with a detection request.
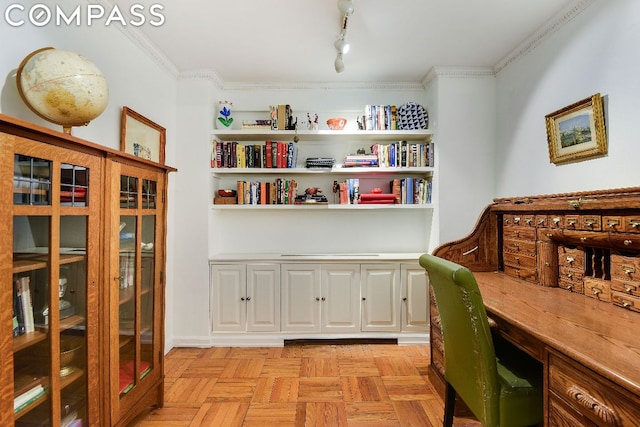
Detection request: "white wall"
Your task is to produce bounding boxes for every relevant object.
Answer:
[428,69,497,244]
[0,1,179,352]
[495,0,640,197]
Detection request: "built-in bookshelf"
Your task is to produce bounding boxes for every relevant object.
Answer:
[211,128,435,210]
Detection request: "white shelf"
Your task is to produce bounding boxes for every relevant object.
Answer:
[211,129,432,142]
[212,203,434,210]
[211,166,434,175]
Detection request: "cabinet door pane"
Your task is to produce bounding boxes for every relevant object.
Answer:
[119,214,137,396]
[140,214,155,380]
[13,216,52,424]
[59,215,89,426]
[13,155,51,205]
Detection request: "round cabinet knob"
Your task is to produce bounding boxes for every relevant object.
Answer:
[316,297,320,301]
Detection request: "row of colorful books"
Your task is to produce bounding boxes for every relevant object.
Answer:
[236,179,299,205]
[370,141,434,168]
[212,141,298,169]
[338,178,432,205]
[13,276,35,337]
[360,104,398,131]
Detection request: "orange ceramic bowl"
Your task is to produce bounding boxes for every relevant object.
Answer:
[326,117,347,130]
[218,189,237,197]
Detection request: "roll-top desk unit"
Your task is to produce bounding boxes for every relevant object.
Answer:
[429,187,640,426]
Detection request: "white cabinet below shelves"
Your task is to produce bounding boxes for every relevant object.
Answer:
[401,264,429,332]
[361,264,401,332]
[281,264,360,333]
[208,258,429,343]
[210,263,280,332]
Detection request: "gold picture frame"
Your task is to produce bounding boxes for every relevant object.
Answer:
[546,93,607,165]
[121,107,166,164]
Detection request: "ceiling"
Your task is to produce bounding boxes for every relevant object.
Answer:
[111,0,580,85]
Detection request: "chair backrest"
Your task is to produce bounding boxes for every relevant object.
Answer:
[419,254,499,425]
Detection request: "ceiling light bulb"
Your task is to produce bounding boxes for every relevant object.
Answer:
[338,0,354,15]
[334,53,345,73]
[334,38,350,54]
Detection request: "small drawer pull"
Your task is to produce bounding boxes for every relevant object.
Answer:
[608,220,619,228]
[622,265,636,275]
[591,287,602,295]
[553,217,561,225]
[525,218,532,225]
[538,219,545,225]
[624,239,633,246]
[629,220,640,228]
[580,237,587,242]
[513,217,521,224]
[566,256,575,264]
[567,219,577,226]
[624,285,635,293]
[567,386,620,426]
[546,233,553,238]
[584,219,596,227]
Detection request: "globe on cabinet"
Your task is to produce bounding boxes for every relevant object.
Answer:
[16,47,109,134]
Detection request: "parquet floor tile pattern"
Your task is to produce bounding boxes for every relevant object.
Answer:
[131,342,481,427]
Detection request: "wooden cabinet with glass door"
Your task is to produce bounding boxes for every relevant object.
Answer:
[1,129,101,427]
[105,161,168,427]
[0,114,174,427]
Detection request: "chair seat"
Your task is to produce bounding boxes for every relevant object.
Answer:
[495,339,543,426]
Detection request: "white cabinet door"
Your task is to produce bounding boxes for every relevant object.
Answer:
[247,264,280,332]
[210,264,246,331]
[401,263,429,332]
[361,264,401,332]
[281,264,321,332]
[321,264,361,333]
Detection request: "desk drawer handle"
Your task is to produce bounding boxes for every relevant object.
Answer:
[566,256,575,265]
[622,265,636,275]
[567,386,620,426]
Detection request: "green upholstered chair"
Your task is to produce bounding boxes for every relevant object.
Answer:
[419,254,543,427]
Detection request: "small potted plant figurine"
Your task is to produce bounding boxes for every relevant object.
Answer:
[307,113,319,130]
[216,100,233,129]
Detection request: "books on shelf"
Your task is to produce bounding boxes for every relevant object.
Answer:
[212,140,298,169]
[14,276,35,335]
[369,141,434,168]
[237,179,298,205]
[361,104,398,130]
[14,374,49,413]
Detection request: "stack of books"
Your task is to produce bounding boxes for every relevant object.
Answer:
[14,374,48,413]
[342,154,378,167]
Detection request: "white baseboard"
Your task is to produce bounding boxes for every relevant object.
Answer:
[168,332,429,349]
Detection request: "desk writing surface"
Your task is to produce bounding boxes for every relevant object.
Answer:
[474,272,640,396]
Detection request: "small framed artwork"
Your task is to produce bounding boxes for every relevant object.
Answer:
[121,107,166,164]
[545,93,607,165]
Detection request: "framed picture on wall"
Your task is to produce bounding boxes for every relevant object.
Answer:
[120,107,166,164]
[545,93,607,165]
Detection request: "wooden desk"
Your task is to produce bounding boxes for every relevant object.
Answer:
[429,187,640,425]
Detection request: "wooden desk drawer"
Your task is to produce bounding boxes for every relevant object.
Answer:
[580,215,602,231]
[503,238,536,255]
[558,266,584,292]
[611,290,640,313]
[503,252,536,269]
[503,265,537,283]
[584,277,611,302]
[511,214,536,227]
[549,394,597,426]
[603,215,623,232]
[611,253,640,281]
[503,225,536,240]
[558,246,585,268]
[549,351,640,426]
[611,278,640,297]
[623,215,640,233]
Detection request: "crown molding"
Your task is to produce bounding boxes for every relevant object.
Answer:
[216,81,426,92]
[90,0,179,78]
[178,69,225,89]
[422,66,495,87]
[494,0,596,74]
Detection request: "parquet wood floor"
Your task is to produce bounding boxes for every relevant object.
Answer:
[130,342,481,426]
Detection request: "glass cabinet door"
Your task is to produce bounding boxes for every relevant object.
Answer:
[11,146,100,427]
[115,171,161,402]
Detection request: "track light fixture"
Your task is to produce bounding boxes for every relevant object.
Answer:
[338,0,354,16]
[334,53,345,73]
[334,0,353,73]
